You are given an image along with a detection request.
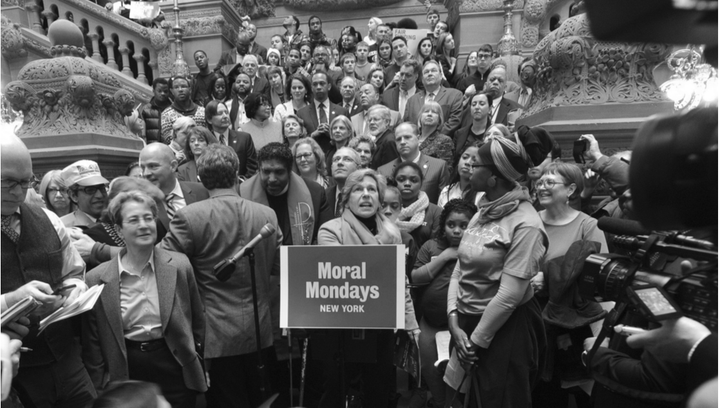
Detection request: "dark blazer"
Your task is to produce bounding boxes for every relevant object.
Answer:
[296,101,349,153]
[342,99,363,118]
[381,86,401,111]
[215,50,241,75]
[369,127,398,170]
[325,185,339,218]
[179,181,209,205]
[409,203,442,249]
[81,248,207,392]
[228,129,258,180]
[301,178,333,241]
[251,76,272,102]
[377,153,450,204]
[249,42,268,62]
[403,86,464,135]
[458,96,522,129]
[453,123,487,159]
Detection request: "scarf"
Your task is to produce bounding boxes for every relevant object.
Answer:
[339,210,402,245]
[241,172,315,245]
[396,191,429,233]
[476,185,531,224]
[169,100,198,116]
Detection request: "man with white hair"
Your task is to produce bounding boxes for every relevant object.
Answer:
[242,54,271,100]
[366,104,399,170]
[403,60,464,135]
[352,83,399,137]
[326,147,361,217]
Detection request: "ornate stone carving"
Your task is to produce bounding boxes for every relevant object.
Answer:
[523,14,671,117]
[1,0,22,7]
[4,20,141,139]
[182,15,227,37]
[227,0,274,18]
[520,0,563,47]
[285,0,403,11]
[1,16,27,59]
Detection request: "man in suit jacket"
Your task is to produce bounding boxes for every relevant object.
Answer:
[326,147,361,217]
[245,23,268,62]
[504,59,536,109]
[378,122,449,204]
[365,104,399,170]
[162,145,282,408]
[242,55,271,101]
[139,144,209,220]
[82,244,206,408]
[457,65,523,129]
[339,76,363,117]
[352,83,400,137]
[403,60,464,136]
[206,100,258,180]
[296,71,349,154]
[381,59,421,119]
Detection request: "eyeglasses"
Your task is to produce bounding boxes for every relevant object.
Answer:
[124,214,156,227]
[296,152,314,161]
[1,176,37,190]
[47,187,67,195]
[332,156,357,164]
[477,53,492,59]
[534,179,568,189]
[76,185,108,195]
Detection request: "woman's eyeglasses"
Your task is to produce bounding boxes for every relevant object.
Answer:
[534,179,567,189]
[295,152,314,161]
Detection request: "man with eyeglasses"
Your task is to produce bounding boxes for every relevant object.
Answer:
[378,122,449,204]
[455,44,495,94]
[241,143,331,246]
[365,104,400,170]
[1,135,96,408]
[60,159,110,230]
[327,147,361,218]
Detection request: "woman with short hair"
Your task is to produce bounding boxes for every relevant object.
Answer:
[243,93,283,150]
[177,127,219,182]
[39,170,73,217]
[291,137,329,188]
[349,136,376,169]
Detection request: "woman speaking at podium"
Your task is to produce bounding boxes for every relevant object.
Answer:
[317,168,418,408]
[445,135,547,407]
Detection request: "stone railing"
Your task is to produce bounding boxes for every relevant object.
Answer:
[26,0,173,84]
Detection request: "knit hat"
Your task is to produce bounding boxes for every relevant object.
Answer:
[266,48,281,62]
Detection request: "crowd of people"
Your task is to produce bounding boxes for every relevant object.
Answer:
[1,8,717,408]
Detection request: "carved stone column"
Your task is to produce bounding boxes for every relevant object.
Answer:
[103,38,118,70]
[148,59,159,82]
[133,54,147,84]
[24,0,44,34]
[41,9,57,26]
[88,33,103,63]
[119,47,133,77]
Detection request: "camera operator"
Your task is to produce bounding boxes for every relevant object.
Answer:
[583,317,717,407]
[577,134,632,220]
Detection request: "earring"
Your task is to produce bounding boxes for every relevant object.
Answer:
[566,195,570,205]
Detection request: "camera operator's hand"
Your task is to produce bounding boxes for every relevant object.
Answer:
[580,134,603,163]
[580,168,600,200]
[625,317,711,363]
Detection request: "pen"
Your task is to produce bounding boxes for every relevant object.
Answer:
[19,347,33,353]
[613,325,647,336]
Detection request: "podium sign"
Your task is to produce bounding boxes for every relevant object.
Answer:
[280,245,405,329]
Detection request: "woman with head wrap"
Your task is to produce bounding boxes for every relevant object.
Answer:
[445,133,547,408]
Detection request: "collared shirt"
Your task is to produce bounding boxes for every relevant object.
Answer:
[214,129,230,146]
[399,86,416,118]
[314,99,330,124]
[518,87,533,108]
[118,249,163,341]
[167,179,187,212]
[0,207,87,311]
[343,98,356,112]
[491,96,503,124]
[410,151,422,164]
[425,88,439,104]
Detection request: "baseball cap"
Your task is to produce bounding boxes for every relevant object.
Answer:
[62,160,109,187]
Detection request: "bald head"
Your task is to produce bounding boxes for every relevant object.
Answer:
[139,143,178,195]
[1,135,33,215]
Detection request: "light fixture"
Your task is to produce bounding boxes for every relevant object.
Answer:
[659,46,718,110]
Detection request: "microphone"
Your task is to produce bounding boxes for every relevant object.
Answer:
[597,217,650,237]
[213,223,276,282]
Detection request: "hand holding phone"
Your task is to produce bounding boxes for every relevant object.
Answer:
[52,284,76,297]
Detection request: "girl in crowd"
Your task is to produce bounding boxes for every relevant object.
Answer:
[274,73,312,122]
[281,114,307,148]
[364,17,382,47]
[531,162,607,408]
[177,126,219,183]
[318,168,419,408]
[416,37,436,66]
[412,199,477,408]
[267,66,287,112]
[292,137,330,188]
[438,144,485,208]
[392,161,442,249]
[299,42,313,71]
[349,135,376,169]
[445,135,546,407]
[455,51,477,85]
[368,65,386,95]
[326,115,355,172]
[436,32,458,85]
[284,48,304,77]
[206,74,229,103]
[243,93,283,150]
[454,90,493,161]
[417,101,455,171]
[39,170,73,217]
[376,39,394,69]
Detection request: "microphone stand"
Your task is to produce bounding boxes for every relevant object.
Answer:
[247,248,272,400]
